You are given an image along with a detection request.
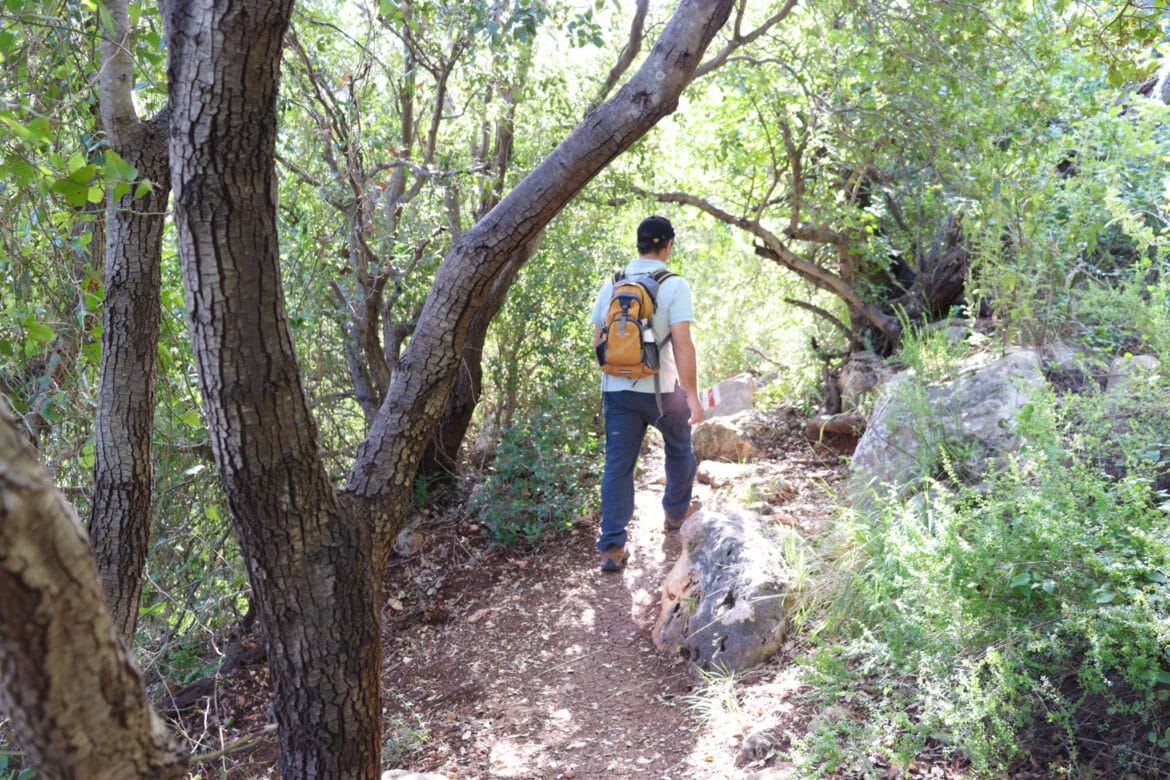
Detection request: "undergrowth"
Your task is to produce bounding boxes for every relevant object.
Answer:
[789,360,1170,777]
[467,401,599,547]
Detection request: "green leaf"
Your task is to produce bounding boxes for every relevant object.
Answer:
[82,341,101,366]
[26,321,54,345]
[66,164,97,185]
[4,156,37,185]
[0,113,51,147]
[104,149,138,181]
[134,180,154,199]
[50,177,90,207]
[177,409,202,428]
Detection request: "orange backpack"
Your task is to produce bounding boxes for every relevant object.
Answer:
[595,269,676,380]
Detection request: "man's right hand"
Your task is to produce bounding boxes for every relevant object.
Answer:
[686,394,705,426]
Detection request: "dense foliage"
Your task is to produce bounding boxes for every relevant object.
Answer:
[1,0,1170,775]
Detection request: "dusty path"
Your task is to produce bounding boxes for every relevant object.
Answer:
[170,411,847,777]
[381,414,847,779]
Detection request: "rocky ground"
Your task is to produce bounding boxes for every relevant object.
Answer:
[372,409,851,779]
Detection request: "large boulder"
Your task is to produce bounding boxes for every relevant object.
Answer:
[701,373,757,418]
[849,349,1046,505]
[653,510,803,672]
[692,409,772,462]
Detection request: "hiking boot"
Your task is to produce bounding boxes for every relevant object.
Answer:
[664,498,702,531]
[599,546,629,572]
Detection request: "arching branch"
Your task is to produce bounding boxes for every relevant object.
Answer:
[634,187,902,339]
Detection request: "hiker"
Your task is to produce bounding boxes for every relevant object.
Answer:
[590,215,704,572]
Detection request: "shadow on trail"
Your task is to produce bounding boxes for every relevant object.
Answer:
[381,461,714,779]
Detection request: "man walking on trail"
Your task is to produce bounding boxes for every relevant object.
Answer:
[591,215,705,572]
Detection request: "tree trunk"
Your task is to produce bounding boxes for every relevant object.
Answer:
[167,1,381,775]
[88,0,171,637]
[417,237,536,480]
[88,0,171,645]
[88,114,169,640]
[0,399,185,779]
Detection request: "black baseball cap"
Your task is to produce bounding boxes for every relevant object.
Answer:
[637,215,675,246]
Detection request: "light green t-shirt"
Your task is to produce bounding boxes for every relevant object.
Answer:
[590,258,696,393]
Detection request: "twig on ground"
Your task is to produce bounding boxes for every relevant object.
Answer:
[188,724,277,765]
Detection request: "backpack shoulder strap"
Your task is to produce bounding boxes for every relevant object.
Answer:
[649,269,676,284]
[611,270,625,284]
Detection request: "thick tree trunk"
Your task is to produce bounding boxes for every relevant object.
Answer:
[167,1,381,775]
[0,400,185,779]
[88,110,169,641]
[417,238,536,479]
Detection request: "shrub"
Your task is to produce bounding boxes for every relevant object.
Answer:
[801,377,1170,776]
[467,406,599,547]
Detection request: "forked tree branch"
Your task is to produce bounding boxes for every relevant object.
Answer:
[693,0,798,79]
[589,0,650,111]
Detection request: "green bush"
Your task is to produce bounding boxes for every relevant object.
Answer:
[467,406,599,547]
[801,380,1170,776]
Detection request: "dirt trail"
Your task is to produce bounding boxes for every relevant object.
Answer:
[381,414,848,779]
[172,412,847,777]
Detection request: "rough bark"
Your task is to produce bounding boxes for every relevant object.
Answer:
[0,399,185,779]
[89,0,170,641]
[167,0,380,775]
[417,237,536,479]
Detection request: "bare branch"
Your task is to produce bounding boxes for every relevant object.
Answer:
[588,0,650,111]
[634,187,901,338]
[785,224,849,246]
[98,0,138,140]
[275,152,328,191]
[783,297,857,344]
[693,0,798,79]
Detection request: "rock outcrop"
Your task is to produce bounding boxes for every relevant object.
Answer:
[702,373,757,418]
[849,349,1047,505]
[837,351,891,411]
[1105,353,1161,393]
[653,510,803,672]
[692,409,772,462]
